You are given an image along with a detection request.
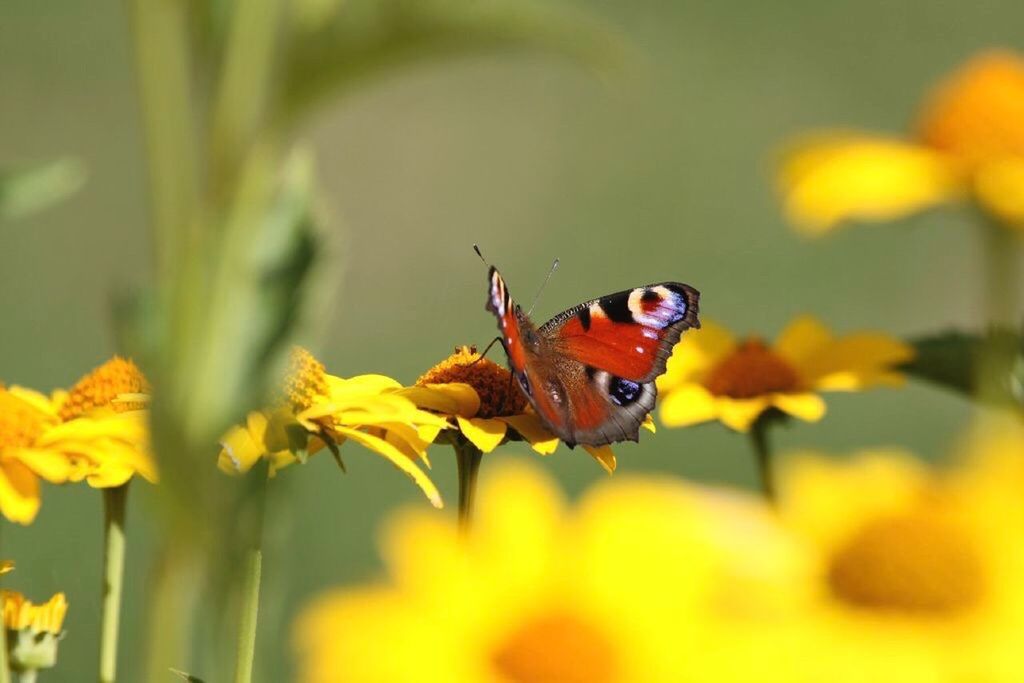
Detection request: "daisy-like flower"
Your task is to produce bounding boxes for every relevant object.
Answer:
[779,50,1024,233]
[294,461,811,683]
[406,346,635,473]
[0,386,77,524]
[778,432,1024,681]
[658,317,913,432]
[218,347,448,507]
[3,589,68,675]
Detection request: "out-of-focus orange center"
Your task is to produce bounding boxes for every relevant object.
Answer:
[918,51,1024,169]
[0,390,45,451]
[827,511,986,616]
[284,347,329,412]
[491,610,618,683]
[59,357,149,421]
[704,339,801,399]
[417,346,526,419]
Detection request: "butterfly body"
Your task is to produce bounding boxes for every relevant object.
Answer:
[486,267,700,447]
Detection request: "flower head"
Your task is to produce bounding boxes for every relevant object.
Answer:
[294,461,810,683]
[404,346,629,473]
[777,431,1024,680]
[779,50,1024,232]
[658,317,913,432]
[219,347,447,507]
[3,590,67,673]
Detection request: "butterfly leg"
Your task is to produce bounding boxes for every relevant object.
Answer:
[469,336,504,366]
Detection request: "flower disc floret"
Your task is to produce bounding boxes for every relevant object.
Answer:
[284,347,329,412]
[417,346,526,418]
[705,339,801,399]
[59,357,149,420]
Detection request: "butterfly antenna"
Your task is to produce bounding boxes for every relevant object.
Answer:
[526,257,559,317]
[473,244,489,266]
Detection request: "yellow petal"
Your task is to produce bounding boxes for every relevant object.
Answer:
[498,414,559,455]
[332,427,443,508]
[716,397,771,432]
[657,322,737,393]
[801,334,914,391]
[325,374,402,397]
[455,417,507,453]
[0,461,40,525]
[9,448,71,484]
[778,133,963,235]
[774,315,833,368]
[771,393,826,423]
[396,384,481,418]
[658,384,719,428]
[0,561,13,575]
[218,423,266,474]
[583,445,616,474]
[640,413,656,434]
[974,156,1024,227]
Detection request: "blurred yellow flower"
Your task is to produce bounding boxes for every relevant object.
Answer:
[780,50,1024,233]
[2,589,67,673]
[294,461,812,683]
[46,356,156,487]
[778,436,1024,682]
[407,346,637,473]
[658,317,912,432]
[218,347,447,507]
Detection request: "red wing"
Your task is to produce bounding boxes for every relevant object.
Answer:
[484,267,529,372]
[540,283,700,383]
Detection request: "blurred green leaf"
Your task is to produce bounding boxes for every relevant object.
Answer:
[279,0,624,127]
[904,329,1023,407]
[0,158,85,220]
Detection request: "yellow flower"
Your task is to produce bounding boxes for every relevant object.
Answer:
[779,50,1024,232]
[406,346,641,473]
[778,434,1024,682]
[294,461,811,683]
[658,317,913,432]
[0,386,74,524]
[2,590,67,673]
[219,347,447,508]
[44,356,156,487]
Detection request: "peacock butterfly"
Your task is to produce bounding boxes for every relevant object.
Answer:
[484,263,700,447]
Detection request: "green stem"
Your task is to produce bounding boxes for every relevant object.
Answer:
[749,419,776,504]
[0,606,9,683]
[99,485,128,683]
[13,670,35,683]
[454,439,484,533]
[232,549,262,683]
[980,217,1021,328]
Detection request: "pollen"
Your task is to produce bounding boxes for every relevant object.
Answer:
[417,346,526,419]
[704,338,801,399]
[1,590,68,634]
[0,390,46,451]
[827,511,986,616]
[491,610,618,683]
[283,347,329,412]
[59,357,149,421]
[918,51,1024,168]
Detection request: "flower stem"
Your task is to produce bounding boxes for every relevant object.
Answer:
[980,216,1021,328]
[0,604,9,683]
[14,670,35,683]
[99,484,128,683]
[232,548,262,683]
[749,419,776,504]
[454,439,484,533]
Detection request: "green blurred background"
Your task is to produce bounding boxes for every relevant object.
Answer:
[4,0,1024,680]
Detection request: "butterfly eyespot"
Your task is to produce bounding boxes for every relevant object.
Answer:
[608,376,642,406]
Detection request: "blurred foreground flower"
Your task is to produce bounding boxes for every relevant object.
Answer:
[295,461,810,682]
[2,589,67,676]
[0,387,70,524]
[658,317,912,432]
[778,427,1024,681]
[780,50,1024,233]
[219,347,447,507]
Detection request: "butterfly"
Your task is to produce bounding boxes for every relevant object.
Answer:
[485,265,700,447]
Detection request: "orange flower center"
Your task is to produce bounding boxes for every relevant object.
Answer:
[704,339,801,399]
[491,610,618,683]
[284,347,329,412]
[918,51,1024,168]
[59,357,149,421]
[417,346,526,419]
[0,391,46,451]
[827,511,986,616]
